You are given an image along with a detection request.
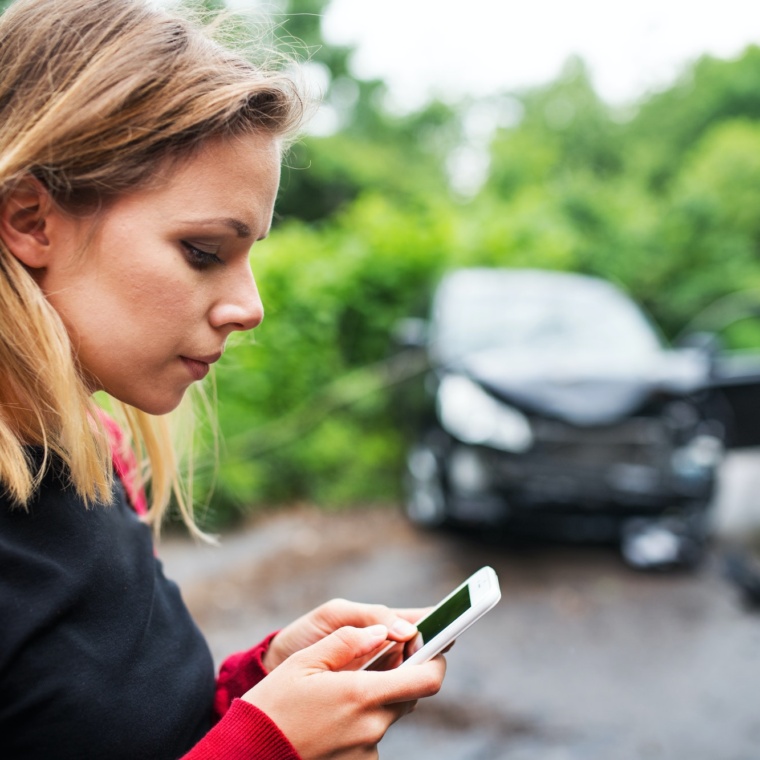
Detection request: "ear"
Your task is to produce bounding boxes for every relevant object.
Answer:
[0,178,53,269]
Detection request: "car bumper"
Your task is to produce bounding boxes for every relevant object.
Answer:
[430,420,720,525]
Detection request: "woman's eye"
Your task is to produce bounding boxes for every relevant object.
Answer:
[181,241,223,270]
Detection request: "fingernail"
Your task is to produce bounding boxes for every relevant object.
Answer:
[365,624,388,643]
[390,619,417,638]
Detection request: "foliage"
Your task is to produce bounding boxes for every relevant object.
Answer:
[622,46,760,191]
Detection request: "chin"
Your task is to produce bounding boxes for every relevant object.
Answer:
[144,396,186,416]
[113,389,188,416]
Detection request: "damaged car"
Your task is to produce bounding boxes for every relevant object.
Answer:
[397,268,758,568]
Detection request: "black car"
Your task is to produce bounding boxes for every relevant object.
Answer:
[396,268,760,567]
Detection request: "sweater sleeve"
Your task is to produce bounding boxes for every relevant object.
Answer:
[213,632,278,719]
[179,700,300,760]
[177,635,303,759]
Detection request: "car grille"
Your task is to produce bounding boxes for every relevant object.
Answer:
[481,416,674,506]
[532,417,670,465]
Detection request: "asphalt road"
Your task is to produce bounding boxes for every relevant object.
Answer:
[161,450,760,760]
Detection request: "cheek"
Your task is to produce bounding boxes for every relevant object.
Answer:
[70,265,195,363]
[128,280,192,322]
[110,250,197,318]
[112,279,200,359]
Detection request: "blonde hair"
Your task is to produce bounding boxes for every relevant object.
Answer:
[0,0,305,534]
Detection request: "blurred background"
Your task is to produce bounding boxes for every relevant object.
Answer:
[9,0,760,755]
[181,0,760,531]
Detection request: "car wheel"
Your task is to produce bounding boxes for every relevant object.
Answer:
[403,444,448,528]
[620,505,711,570]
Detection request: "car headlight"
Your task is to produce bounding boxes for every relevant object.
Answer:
[437,375,533,452]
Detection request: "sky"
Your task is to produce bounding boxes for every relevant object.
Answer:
[322,0,760,111]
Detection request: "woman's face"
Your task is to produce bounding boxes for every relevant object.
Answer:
[39,133,281,414]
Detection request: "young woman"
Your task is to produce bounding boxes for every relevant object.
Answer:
[0,1,447,758]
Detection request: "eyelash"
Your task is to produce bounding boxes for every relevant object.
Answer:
[181,241,223,270]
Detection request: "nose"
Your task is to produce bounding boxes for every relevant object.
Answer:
[208,263,264,334]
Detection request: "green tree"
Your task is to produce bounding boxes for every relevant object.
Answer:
[264,0,464,222]
[623,45,760,191]
[485,57,624,200]
[647,119,760,332]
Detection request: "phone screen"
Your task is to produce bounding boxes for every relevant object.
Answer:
[412,584,472,650]
[362,568,498,670]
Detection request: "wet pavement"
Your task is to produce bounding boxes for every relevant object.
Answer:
[160,451,760,759]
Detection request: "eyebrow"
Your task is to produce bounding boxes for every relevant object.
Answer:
[182,217,254,238]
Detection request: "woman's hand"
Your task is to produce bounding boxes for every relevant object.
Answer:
[243,624,447,760]
[262,598,429,672]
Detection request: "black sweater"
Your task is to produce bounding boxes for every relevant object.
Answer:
[0,457,215,759]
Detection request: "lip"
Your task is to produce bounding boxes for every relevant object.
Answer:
[180,352,222,381]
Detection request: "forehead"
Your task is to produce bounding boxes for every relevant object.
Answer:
[176,132,282,187]
[109,132,282,237]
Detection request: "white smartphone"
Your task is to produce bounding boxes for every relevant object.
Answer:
[362,565,501,670]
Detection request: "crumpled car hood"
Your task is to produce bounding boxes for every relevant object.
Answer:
[454,348,711,427]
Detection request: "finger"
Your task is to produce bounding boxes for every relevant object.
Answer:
[361,641,405,671]
[365,654,447,704]
[393,607,433,625]
[386,699,418,726]
[391,608,436,639]
[358,606,419,643]
[387,618,417,642]
[297,625,389,672]
[320,600,420,643]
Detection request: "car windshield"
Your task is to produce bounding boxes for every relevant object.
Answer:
[431,271,662,363]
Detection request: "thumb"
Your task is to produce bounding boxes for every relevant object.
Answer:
[300,624,389,672]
